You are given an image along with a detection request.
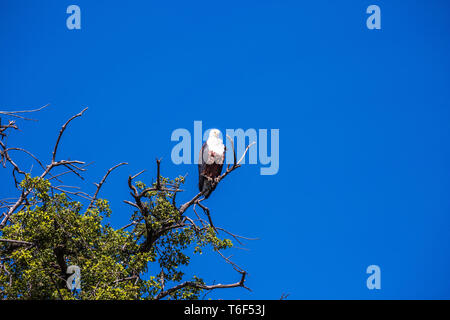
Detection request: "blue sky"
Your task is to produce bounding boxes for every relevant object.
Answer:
[1,0,450,299]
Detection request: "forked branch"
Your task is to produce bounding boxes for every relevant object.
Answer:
[155,270,249,300]
[87,162,128,210]
[0,107,88,229]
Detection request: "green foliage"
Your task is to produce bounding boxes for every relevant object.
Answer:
[0,175,233,300]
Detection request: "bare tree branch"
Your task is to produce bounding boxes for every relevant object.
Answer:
[155,270,249,300]
[156,158,161,190]
[0,108,88,229]
[52,107,88,163]
[47,162,93,182]
[215,227,260,246]
[0,104,49,121]
[4,147,46,172]
[226,134,237,168]
[195,200,217,233]
[178,192,204,215]
[87,162,128,210]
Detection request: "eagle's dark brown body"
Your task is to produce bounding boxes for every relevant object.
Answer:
[198,141,224,199]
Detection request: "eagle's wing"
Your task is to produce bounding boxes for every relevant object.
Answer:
[198,142,209,192]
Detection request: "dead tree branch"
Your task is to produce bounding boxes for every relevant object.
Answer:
[0,104,49,120]
[52,108,87,163]
[195,200,216,233]
[87,162,128,210]
[156,158,161,190]
[155,270,249,300]
[0,107,88,229]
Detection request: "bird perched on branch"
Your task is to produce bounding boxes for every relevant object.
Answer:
[198,129,225,198]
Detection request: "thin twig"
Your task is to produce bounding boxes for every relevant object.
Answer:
[52,107,88,163]
[156,159,161,190]
[87,162,128,210]
[0,104,49,121]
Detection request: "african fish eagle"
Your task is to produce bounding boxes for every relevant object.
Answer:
[198,129,225,198]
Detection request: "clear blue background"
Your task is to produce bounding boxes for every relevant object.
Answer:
[1,0,450,299]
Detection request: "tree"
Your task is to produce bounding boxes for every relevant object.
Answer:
[0,106,254,299]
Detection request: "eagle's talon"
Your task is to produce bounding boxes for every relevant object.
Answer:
[201,173,213,182]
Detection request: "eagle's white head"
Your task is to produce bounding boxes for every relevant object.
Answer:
[208,129,221,140]
[206,129,224,156]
